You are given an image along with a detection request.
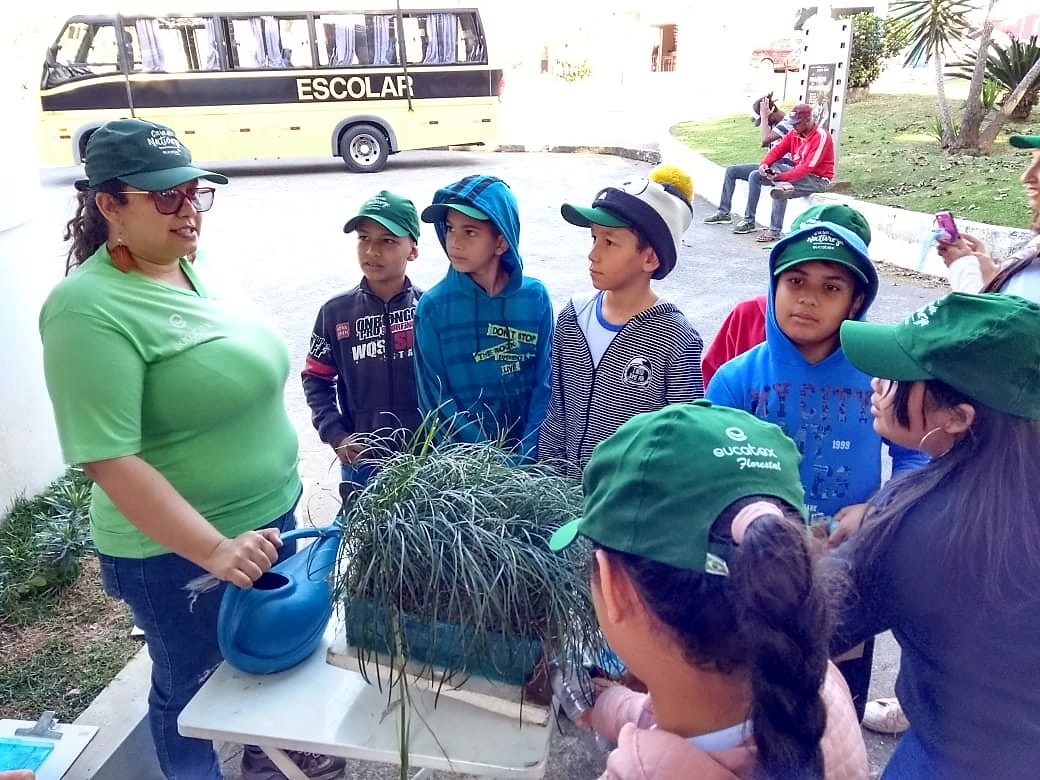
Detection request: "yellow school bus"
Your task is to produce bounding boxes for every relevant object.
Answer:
[38,3,501,172]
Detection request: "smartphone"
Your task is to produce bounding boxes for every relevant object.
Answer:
[935,211,959,243]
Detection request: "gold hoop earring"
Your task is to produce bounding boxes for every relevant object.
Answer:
[918,427,953,458]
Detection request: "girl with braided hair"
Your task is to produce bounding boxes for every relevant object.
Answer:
[550,402,867,779]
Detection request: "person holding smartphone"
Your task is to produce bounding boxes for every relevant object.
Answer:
[936,134,1040,302]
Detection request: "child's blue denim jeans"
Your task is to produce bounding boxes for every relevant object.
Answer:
[98,504,298,779]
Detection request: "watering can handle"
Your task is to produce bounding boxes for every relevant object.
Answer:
[277,525,341,545]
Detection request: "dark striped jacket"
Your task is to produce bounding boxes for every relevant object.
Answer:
[538,293,705,478]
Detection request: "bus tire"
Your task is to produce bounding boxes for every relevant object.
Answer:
[339,124,389,173]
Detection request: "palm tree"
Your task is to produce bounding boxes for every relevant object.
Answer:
[889,0,976,147]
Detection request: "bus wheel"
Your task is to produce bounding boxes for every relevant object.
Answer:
[339,124,388,173]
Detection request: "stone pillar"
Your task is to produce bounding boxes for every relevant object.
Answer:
[0,67,65,513]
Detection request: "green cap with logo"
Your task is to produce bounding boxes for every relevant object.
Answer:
[790,203,872,246]
[549,401,808,574]
[75,118,228,192]
[1009,135,1040,149]
[770,212,879,310]
[840,292,1040,419]
[343,190,421,241]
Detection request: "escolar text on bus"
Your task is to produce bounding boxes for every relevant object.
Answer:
[296,74,415,102]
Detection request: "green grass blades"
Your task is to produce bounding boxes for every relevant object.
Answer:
[671,92,1036,227]
[334,439,602,694]
[0,468,94,624]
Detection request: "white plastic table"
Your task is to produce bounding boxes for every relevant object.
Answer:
[178,621,553,779]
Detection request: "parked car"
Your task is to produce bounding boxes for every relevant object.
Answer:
[750,37,802,72]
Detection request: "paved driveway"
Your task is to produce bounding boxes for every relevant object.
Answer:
[39,150,935,778]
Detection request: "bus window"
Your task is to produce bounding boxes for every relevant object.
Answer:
[276,17,313,68]
[315,14,365,67]
[42,20,122,86]
[228,16,295,69]
[121,17,222,73]
[401,12,486,66]
[365,15,396,66]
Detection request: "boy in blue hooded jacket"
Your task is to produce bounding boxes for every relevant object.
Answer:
[415,175,552,458]
[705,207,929,718]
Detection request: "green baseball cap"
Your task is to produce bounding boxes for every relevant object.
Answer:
[420,199,489,222]
[1009,135,1040,149]
[790,203,872,246]
[840,292,1040,419]
[343,190,420,241]
[559,203,631,229]
[75,118,228,192]
[549,401,808,574]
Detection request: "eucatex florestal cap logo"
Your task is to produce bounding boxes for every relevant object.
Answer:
[713,427,783,471]
[805,229,844,251]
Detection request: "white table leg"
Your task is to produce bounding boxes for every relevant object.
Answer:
[262,746,309,780]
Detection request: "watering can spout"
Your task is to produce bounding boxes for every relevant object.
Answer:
[218,525,341,674]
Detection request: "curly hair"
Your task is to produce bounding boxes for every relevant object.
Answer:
[63,181,125,274]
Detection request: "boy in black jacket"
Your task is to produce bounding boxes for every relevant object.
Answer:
[302,191,422,486]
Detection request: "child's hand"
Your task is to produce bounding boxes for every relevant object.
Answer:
[828,503,870,547]
[334,437,364,465]
[575,677,621,728]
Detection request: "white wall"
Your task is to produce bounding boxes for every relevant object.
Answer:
[0,65,65,513]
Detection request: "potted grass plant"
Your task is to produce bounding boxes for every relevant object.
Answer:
[329,436,600,731]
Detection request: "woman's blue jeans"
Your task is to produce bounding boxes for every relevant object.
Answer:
[98,505,298,780]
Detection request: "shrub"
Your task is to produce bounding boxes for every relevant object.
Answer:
[850,12,886,88]
[951,36,1040,121]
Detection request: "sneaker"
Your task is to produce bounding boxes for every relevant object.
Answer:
[732,219,756,234]
[241,745,346,780]
[703,211,732,224]
[861,697,910,735]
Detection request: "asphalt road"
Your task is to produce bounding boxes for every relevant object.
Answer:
[38,150,938,778]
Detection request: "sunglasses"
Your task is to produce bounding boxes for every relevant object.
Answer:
[120,187,216,214]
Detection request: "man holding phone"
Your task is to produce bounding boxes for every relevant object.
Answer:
[754,103,835,243]
[703,93,794,235]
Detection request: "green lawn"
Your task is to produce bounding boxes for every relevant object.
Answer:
[671,93,1037,228]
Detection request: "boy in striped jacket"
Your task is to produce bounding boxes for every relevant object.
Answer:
[539,165,704,478]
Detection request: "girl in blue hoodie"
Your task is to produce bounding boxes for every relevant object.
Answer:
[415,175,552,459]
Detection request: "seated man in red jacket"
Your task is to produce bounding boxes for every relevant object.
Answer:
[754,103,835,243]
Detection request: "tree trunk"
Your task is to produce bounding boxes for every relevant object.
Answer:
[953,1,996,152]
[934,55,954,147]
[978,56,1040,152]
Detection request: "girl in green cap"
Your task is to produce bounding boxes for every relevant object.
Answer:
[835,292,1040,779]
[551,402,867,778]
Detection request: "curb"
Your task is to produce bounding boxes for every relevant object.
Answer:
[66,645,163,779]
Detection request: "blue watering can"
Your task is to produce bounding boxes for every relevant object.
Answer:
[218,525,341,674]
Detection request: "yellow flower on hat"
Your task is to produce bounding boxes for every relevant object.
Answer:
[650,164,694,202]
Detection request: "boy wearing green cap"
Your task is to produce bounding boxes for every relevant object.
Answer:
[302,191,422,486]
[705,207,928,718]
[701,203,873,386]
[540,166,703,478]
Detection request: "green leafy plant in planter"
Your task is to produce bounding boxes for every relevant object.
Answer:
[332,437,600,771]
